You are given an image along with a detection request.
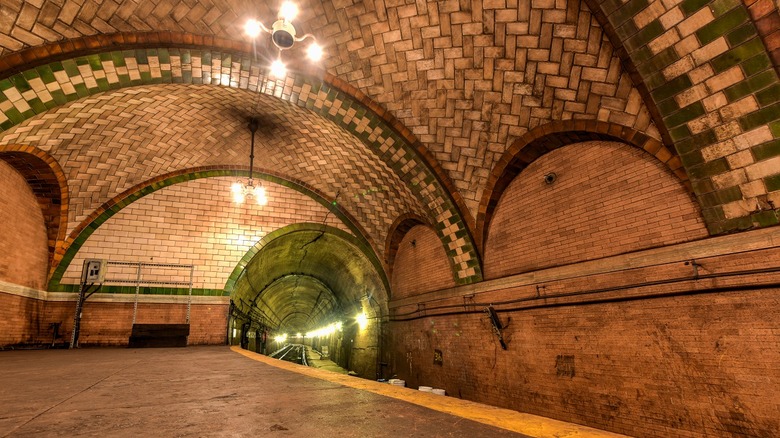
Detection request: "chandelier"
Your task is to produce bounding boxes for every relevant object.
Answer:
[244,1,323,79]
[231,118,268,206]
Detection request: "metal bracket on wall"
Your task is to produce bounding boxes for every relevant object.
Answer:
[485,305,508,350]
[684,259,702,279]
[462,294,476,312]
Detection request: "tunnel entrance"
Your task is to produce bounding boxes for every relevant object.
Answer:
[226,224,388,379]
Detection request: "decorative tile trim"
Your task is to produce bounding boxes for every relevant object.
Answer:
[48,167,379,294]
[0,43,482,285]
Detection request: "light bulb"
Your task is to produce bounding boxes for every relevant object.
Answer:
[356,312,368,329]
[279,2,298,21]
[270,59,287,78]
[244,19,261,38]
[307,43,323,61]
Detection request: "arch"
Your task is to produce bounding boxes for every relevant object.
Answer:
[0,145,68,270]
[226,223,389,299]
[0,35,482,285]
[47,168,379,292]
[228,222,390,334]
[477,121,691,253]
[383,213,430,279]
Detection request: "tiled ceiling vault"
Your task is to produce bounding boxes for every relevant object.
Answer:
[0,0,663,216]
[1,0,780,279]
[0,83,426,261]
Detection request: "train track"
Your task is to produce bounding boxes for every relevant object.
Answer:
[269,343,308,366]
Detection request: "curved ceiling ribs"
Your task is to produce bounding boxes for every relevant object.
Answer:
[0,40,482,285]
[46,167,381,291]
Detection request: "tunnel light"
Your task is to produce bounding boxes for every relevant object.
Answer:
[356,312,368,330]
[274,333,287,343]
[306,322,342,338]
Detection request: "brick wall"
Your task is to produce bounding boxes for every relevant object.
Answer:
[390,225,457,299]
[387,286,780,437]
[0,292,45,346]
[0,161,49,289]
[484,141,708,279]
[61,177,351,290]
[42,299,228,347]
[387,233,780,437]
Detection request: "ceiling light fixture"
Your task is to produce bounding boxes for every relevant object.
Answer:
[244,1,324,78]
[231,118,268,206]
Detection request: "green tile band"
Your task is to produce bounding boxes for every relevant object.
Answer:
[1,47,483,286]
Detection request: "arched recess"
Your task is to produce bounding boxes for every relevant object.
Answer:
[483,140,709,279]
[0,35,482,285]
[384,213,429,276]
[48,167,378,292]
[387,218,458,300]
[477,120,691,253]
[0,145,68,269]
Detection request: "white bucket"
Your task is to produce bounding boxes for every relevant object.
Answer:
[389,379,406,387]
[418,386,432,392]
[432,388,446,395]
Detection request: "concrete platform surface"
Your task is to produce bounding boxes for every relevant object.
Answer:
[0,346,623,437]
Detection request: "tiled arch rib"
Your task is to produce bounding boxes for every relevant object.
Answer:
[583,0,780,233]
[0,2,668,223]
[0,48,482,283]
[48,168,385,292]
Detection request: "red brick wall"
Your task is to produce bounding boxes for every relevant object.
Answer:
[0,292,45,345]
[26,299,229,347]
[386,244,780,437]
[484,141,708,279]
[387,288,780,437]
[0,161,49,289]
[391,225,456,299]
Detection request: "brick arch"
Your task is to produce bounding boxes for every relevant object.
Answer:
[476,120,690,252]
[0,145,68,270]
[383,213,430,279]
[0,36,482,285]
[48,166,380,291]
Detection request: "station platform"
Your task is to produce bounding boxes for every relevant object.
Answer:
[0,346,624,437]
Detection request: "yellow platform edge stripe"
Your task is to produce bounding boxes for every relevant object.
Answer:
[231,346,626,438]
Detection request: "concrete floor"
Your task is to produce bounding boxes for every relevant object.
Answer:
[0,346,623,437]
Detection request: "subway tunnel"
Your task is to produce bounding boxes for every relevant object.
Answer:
[1,1,780,437]
[229,225,387,378]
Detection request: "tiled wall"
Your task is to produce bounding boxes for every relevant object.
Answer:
[387,237,780,437]
[60,177,352,292]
